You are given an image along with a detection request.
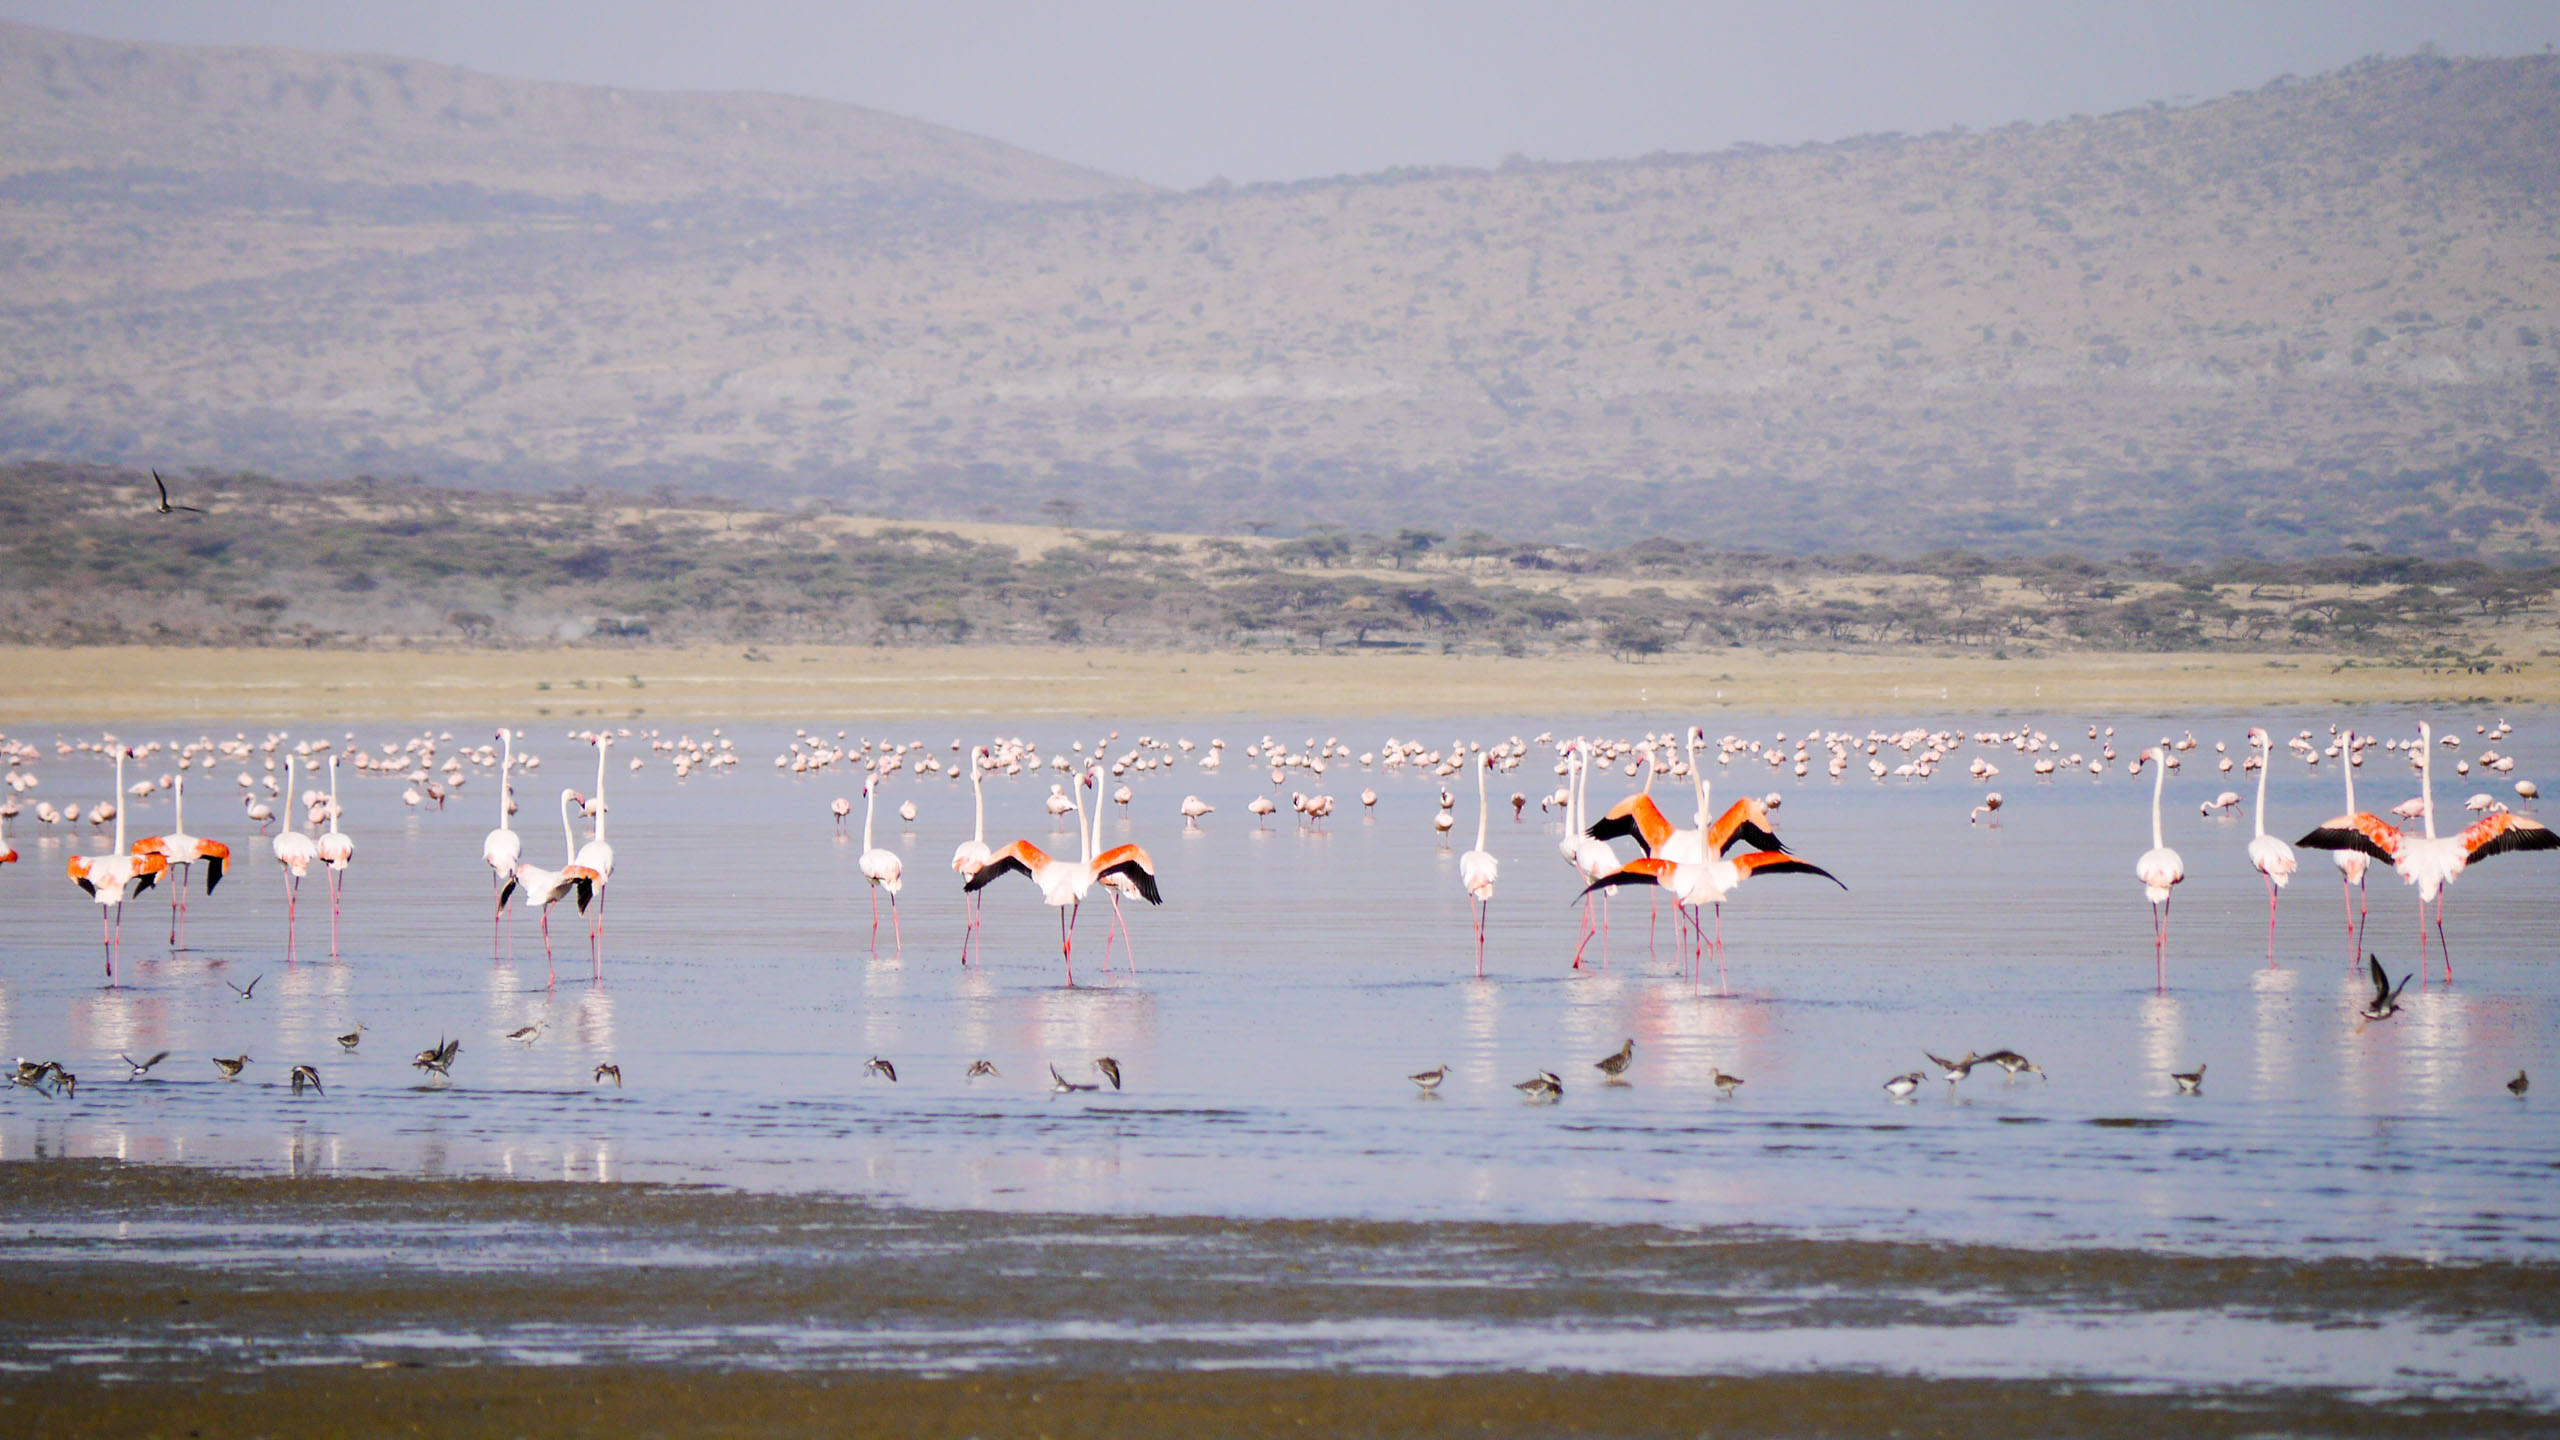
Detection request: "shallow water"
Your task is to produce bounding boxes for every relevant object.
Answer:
[5,706,2550,1255]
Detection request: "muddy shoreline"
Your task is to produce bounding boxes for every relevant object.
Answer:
[5,1159,2553,1436]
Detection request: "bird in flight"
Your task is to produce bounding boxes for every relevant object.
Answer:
[289,1064,323,1097]
[151,470,205,515]
[594,1063,623,1088]
[224,973,262,1001]
[121,1050,171,1079]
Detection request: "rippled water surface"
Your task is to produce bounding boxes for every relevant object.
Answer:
[4,707,2555,1257]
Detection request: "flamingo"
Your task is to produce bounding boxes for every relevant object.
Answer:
[497,788,601,981]
[482,729,522,954]
[2244,727,2297,968]
[315,756,355,953]
[1562,742,1621,968]
[1,807,14,867]
[576,736,617,968]
[1458,755,1498,976]
[2328,728,2371,956]
[858,770,904,954]
[1178,794,1213,828]
[2133,748,2184,992]
[2298,720,2556,981]
[831,795,853,835]
[1580,846,1842,994]
[65,747,166,984]
[132,773,229,949]
[966,767,1159,986]
[1093,771,1160,974]
[271,754,319,960]
[952,747,992,961]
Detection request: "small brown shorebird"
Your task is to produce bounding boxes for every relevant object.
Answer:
[42,1065,77,1099]
[1883,1072,1923,1099]
[1709,1067,1743,1097]
[2172,1064,2207,1095]
[1594,1039,1634,1084]
[1409,1064,1449,1093]
[865,1056,897,1083]
[412,1037,460,1077]
[1514,1070,1564,1102]
[1980,1050,2046,1079]
[2509,1070,2529,1097]
[336,1025,366,1051]
[288,1064,322,1096]
[1050,1064,1097,1093]
[1094,1057,1122,1091]
[212,1055,250,1080]
[121,1051,171,1079]
[505,1021,545,1046]
[965,1059,1000,1080]
[1925,1050,1980,1086]
[594,1063,622,1088]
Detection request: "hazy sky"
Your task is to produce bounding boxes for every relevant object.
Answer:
[7,1,2557,188]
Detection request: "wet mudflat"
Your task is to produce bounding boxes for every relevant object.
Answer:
[1,707,2555,1432]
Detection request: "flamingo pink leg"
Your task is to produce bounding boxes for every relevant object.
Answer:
[2264,875,2280,968]
[2153,898,2169,992]
[1062,900,1081,987]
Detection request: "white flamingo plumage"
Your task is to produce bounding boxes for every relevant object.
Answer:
[966,766,1159,986]
[482,728,522,954]
[315,755,355,953]
[1458,755,1499,976]
[496,787,601,982]
[951,747,992,961]
[576,735,617,968]
[131,772,229,948]
[66,747,167,984]
[271,754,319,961]
[2244,727,2297,968]
[2133,748,2185,991]
[858,769,904,953]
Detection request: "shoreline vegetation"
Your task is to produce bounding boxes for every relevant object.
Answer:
[4,643,2553,724]
[5,462,2558,722]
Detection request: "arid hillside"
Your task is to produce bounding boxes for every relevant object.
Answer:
[1,24,2555,557]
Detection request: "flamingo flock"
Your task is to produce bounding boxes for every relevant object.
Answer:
[6,717,2552,1001]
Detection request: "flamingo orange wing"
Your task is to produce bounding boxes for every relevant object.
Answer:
[1706,799,1789,857]
[1588,794,1673,853]
[1732,850,1847,888]
[1578,856,1674,899]
[1095,844,1162,904]
[2295,812,2403,862]
[2458,812,2559,862]
[964,840,1050,893]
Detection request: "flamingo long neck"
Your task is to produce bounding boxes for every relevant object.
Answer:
[2416,722,2437,835]
[113,749,127,851]
[970,750,985,844]
[1088,766,1104,863]
[560,790,578,862]
[2341,729,2356,813]
[862,773,877,850]
[592,739,609,842]
[173,774,185,835]
[1474,758,1489,851]
[2253,734,2270,839]
[2150,753,2166,850]
[326,756,341,836]
[497,731,513,832]
[284,756,299,837]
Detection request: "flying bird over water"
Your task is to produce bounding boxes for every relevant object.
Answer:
[149,470,204,515]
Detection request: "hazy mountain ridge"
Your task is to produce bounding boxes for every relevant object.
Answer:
[1,25,2555,557]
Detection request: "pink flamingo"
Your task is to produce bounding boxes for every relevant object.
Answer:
[2243,728,2297,968]
[271,754,319,961]
[2133,749,2185,991]
[66,747,167,984]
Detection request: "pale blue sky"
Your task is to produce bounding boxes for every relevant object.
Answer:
[5,1,2556,188]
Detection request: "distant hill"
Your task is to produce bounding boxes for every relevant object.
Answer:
[0,23,2554,558]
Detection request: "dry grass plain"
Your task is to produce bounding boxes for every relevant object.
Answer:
[4,645,2547,727]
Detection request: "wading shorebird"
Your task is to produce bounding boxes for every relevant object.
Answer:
[2357,953,2413,1027]
[1979,1050,2046,1079]
[337,1024,366,1051]
[1594,1039,1634,1084]
[1883,1072,1924,1099]
[2509,1070,2529,1097]
[1409,1064,1449,1094]
[1925,1050,1980,1086]
[1709,1067,1744,1097]
[412,1037,461,1078]
[505,1021,544,1045]
[1514,1070,1564,1102]
[2172,1064,2207,1096]
[211,1054,250,1081]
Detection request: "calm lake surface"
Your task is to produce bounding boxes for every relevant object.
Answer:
[4,706,2555,1409]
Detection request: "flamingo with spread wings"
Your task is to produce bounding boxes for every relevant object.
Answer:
[966,766,1159,986]
[66,747,166,984]
[131,773,228,949]
[2298,720,2556,980]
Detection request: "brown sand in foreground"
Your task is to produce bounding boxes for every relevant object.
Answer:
[2,645,2546,724]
